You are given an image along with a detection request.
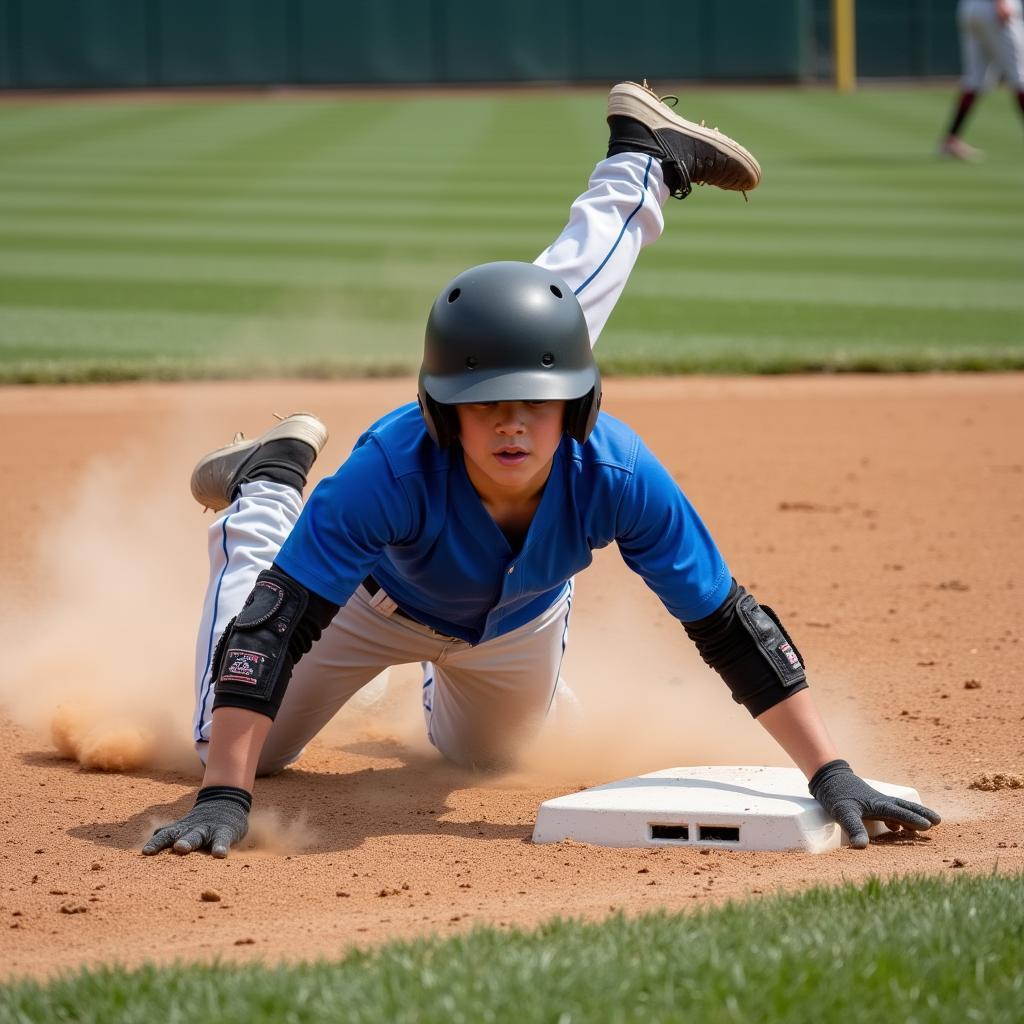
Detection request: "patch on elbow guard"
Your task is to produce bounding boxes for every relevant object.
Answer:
[736,594,806,687]
[213,571,309,704]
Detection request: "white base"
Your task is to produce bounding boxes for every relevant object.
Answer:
[532,766,921,853]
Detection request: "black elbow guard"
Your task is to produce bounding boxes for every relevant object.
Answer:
[211,567,338,719]
[683,580,807,718]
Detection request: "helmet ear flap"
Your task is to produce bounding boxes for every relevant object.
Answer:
[565,387,602,443]
[418,393,460,449]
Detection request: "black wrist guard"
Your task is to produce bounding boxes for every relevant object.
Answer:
[683,580,808,717]
[211,567,339,720]
[195,785,253,813]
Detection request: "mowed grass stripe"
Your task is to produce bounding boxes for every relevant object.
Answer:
[3,267,1020,327]
[3,175,1020,218]
[598,330,1024,373]
[1,189,1020,231]
[4,226,1021,272]
[0,306,422,381]
[611,290,1022,339]
[2,252,1019,315]
[6,207,1015,247]
[4,217,1020,270]
[0,173,580,203]
[6,156,1020,192]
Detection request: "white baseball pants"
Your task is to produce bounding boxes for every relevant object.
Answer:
[958,0,1024,91]
[191,152,669,771]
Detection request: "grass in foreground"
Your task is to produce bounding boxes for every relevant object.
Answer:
[3,873,1022,1023]
[0,86,1022,382]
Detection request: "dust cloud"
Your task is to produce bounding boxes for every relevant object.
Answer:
[246,807,317,855]
[0,406,886,800]
[0,430,208,775]
[139,807,317,855]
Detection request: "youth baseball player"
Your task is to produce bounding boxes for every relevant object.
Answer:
[940,0,1024,160]
[143,81,940,859]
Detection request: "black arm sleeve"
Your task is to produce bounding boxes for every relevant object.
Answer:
[682,579,808,718]
[211,564,341,719]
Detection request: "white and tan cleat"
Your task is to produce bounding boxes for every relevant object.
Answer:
[608,79,762,197]
[190,412,328,512]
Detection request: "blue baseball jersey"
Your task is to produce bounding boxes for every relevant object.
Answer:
[275,403,732,644]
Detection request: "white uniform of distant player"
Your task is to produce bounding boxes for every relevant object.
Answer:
[940,0,1024,159]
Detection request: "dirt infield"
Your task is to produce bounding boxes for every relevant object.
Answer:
[1,375,1022,981]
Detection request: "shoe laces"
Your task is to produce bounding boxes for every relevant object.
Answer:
[641,79,749,202]
[641,78,679,109]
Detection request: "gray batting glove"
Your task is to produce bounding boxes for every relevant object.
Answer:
[142,785,251,858]
[809,759,941,849]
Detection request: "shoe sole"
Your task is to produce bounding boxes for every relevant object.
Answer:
[937,146,984,163]
[190,412,329,511]
[608,81,762,191]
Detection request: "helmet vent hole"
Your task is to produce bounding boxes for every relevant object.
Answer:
[448,288,461,303]
[549,285,563,299]
[465,356,478,370]
[541,353,555,367]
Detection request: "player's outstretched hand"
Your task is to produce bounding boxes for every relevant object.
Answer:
[808,759,941,849]
[142,786,251,858]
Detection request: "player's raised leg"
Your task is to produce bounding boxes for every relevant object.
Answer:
[190,414,328,756]
[536,80,761,345]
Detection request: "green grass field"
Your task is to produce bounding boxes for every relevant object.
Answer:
[1,85,1022,382]
[3,873,1022,1023]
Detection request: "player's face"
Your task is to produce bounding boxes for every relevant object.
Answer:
[456,400,566,498]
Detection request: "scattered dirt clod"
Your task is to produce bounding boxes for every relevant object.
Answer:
[200,890,221,903]
[969,773,1024,792]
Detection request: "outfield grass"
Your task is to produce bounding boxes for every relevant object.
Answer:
[0,86,1022,382]
[2,873,1022,1023]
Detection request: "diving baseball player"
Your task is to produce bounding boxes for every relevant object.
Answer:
[143,81,940,859]
[940,0,1024,160]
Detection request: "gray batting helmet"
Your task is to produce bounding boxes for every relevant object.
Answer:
[417,261,602,448]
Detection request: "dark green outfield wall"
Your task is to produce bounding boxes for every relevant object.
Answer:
[0,0,959,90]
[810,0,961,78]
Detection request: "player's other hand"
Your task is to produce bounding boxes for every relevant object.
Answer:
[996,0,1012,25]
[808,759,940,849]
[142,786,251,858]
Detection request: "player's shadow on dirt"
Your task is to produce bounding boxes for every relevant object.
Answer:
[64,739,537,855]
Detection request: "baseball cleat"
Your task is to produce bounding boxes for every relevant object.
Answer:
[607,79,762,198]
[937,136,984,162]
[190,412,328,512]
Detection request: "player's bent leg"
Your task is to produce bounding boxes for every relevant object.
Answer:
[255,583,452,774]
[191,414,328,756]
[424,584,574,770]
[193,479,304,756]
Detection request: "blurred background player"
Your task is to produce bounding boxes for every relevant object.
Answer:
[939,0,1024,160]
